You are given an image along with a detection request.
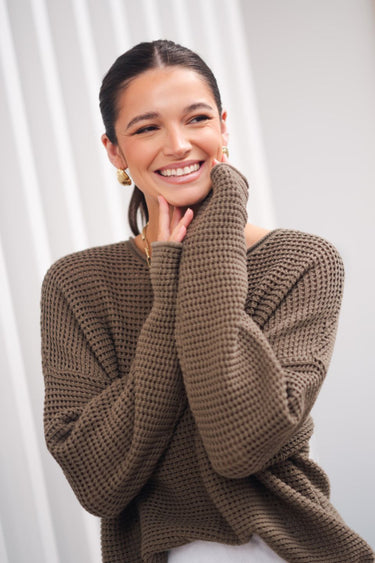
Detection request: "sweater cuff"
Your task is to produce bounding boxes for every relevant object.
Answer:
[210,163,249,205]
[150,242,182,302]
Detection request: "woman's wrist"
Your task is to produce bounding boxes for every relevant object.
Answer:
[149,242,182,305]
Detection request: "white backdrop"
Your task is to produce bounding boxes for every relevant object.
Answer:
[0,0,373,561]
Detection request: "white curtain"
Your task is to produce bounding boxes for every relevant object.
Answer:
[0,1,274,561]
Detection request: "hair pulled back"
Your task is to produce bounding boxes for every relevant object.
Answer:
[99,39,222,236]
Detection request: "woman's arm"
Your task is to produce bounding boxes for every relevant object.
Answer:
[175,163,344,479]
[41,243,185,518]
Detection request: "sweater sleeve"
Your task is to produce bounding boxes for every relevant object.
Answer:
[41,243,184,518]
[175,163,344,479]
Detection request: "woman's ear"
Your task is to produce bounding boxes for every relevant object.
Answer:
[101,134,127,169]
[220,110,229,147]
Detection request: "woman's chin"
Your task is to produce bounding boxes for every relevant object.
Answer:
[165,186,212,209]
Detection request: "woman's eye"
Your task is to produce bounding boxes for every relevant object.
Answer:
[134,125,158,135]
[189,114,212,124]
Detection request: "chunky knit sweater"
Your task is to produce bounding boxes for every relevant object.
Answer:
[41,164,374,562]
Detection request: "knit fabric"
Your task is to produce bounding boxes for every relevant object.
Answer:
[41,164,374,562]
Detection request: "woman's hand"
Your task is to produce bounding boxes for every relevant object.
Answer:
[157,196,194,243]
[212,146,229,168]
[156,147,229,244]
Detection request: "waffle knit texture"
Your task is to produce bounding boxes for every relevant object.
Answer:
[41,164,374,562]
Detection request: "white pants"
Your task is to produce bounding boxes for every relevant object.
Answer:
[168,534,286,562]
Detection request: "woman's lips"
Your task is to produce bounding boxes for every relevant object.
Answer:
[158,162,201,177]
[155,161,205,184]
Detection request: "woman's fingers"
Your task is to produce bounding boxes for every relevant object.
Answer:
[212,147,229,168]
[157,196,194,242]
[170,206,183,233]
[171,208,194,242]
[157,195,171,241]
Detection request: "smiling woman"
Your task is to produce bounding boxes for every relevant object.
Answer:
[101,65,228,226]
[40,40,374,563]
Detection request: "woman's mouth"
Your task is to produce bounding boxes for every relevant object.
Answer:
[157,162,202,177]
[156,161,203,178]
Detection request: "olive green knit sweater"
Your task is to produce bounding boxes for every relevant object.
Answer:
[41,164,374,562]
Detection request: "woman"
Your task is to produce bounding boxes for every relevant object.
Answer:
[40,40,373,562]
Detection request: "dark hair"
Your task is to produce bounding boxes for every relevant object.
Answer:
[99,39,222,236]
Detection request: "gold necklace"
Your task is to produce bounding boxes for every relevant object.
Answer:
[141,223,151,268]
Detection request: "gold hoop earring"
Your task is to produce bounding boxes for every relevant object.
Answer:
[222,146,229,158]
[117,168,132,186]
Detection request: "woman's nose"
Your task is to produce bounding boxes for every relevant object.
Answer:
[163,126,191,157]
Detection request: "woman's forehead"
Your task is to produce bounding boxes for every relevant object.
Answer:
[116,66,217,116]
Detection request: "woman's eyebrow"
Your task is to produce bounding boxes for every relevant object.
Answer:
[125,103,214,130]
[126,112,159,130]
[184,102,214,113]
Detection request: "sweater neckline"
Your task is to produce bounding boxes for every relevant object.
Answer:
[127,228,282,266]
[128,236,149,265]
[246,228,282,255]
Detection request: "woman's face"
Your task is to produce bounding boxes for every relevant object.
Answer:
[102,66,228,215]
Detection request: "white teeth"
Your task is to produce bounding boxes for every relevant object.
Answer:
[159,162,200,177]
